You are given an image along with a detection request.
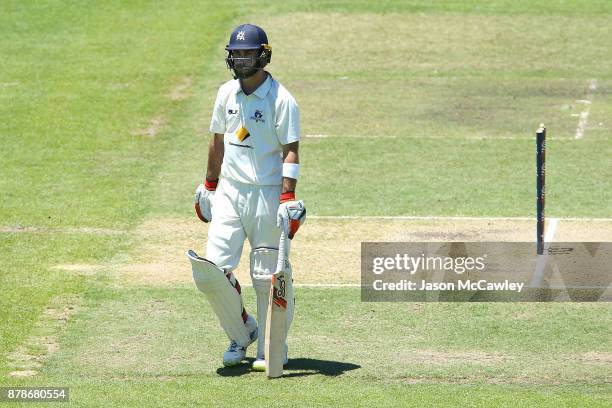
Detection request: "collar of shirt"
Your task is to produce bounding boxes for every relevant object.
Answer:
[235,73,273,99]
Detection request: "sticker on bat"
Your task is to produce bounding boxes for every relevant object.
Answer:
[272,274,287,309]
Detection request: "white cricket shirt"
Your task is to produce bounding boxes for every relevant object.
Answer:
[209,73,300,186]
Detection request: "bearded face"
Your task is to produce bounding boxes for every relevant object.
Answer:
[225,46,272,80]
[226,49,262,79]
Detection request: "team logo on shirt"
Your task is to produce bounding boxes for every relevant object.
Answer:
[236,126,250,142]
[250,110,265,123]
[228,108,239,115]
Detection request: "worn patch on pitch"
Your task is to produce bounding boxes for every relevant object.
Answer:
[168,77,193,101]
[401,375,563,385]
[0,225,125,235]
[131,115,166,137]
[51,264,106,276]
[7,295,82,377]
[402,349,514,365]
[580,351,612,365]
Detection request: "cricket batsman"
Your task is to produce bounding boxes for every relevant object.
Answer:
[187,23,306,371]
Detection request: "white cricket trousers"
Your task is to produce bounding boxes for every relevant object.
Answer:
[206,178,281,271]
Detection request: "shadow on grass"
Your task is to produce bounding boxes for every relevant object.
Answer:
[216,357,361,378]
[283,358,361,378]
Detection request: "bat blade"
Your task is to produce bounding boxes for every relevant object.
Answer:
[265,271,287,377]
[265,231,289,378]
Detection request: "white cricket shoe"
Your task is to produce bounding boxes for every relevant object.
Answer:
[223,315,257,367]
[252,344,288,371]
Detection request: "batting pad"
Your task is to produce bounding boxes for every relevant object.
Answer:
[187,250,255,347]
[250,247,294,358]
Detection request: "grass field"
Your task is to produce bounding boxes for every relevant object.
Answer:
[1,1,611,406]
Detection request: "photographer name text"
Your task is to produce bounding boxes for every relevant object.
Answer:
[372,279,525,292]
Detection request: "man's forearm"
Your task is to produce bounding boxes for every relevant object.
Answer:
[282,176,297,194]
[206,133,224,180]
[282,142,299,194]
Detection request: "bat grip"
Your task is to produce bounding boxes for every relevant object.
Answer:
[276,230,289,273]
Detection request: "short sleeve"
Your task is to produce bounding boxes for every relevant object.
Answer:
[275,96,300,145]
[209,87,226,134]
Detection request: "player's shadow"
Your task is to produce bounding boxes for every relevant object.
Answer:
[216,357,360,377]
[283,358,360,377]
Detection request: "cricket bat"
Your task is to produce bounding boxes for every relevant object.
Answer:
[265,230,289,378]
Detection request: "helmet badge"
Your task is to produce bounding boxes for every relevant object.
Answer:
[236,31,245,41]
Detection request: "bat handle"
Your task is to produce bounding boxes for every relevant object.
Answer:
[276,230,289,273]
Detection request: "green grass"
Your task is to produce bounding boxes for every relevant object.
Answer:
[1,0,611,406]
[190,11,612,217]
[2,287,611,406]
[0,0,235,228]
[0,0,236,380]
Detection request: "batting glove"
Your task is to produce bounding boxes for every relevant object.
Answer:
[194,179,217,223]
[277,192,306,239]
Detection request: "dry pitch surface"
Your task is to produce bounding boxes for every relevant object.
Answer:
[48,217,612,287]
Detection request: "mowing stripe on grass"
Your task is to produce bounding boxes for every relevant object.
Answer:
[309,215,612,222]
[0,226,126,235]
[304,134,576,140]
